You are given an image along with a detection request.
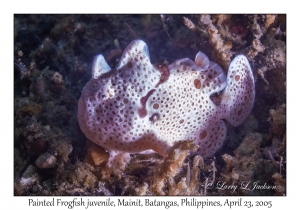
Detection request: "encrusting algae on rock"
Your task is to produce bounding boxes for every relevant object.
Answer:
[78,39,255,172]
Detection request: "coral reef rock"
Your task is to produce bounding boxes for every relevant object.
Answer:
[78,39,255,171]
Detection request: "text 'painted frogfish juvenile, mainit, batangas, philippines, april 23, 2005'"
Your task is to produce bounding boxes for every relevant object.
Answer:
[78,39,255,172]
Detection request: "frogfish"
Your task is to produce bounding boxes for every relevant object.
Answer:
[78,40,255,171]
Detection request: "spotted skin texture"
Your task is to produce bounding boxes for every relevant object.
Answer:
[78,40,255,171]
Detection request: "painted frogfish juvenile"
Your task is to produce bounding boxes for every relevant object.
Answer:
[78,40,255,171]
